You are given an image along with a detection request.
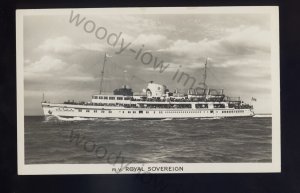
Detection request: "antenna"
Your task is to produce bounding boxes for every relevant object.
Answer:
[99,53,108,94]
[42,92,45,103]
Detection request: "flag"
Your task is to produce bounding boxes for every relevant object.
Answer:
[251,97,257,101]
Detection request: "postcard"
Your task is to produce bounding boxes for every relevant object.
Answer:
[16,6,280,174]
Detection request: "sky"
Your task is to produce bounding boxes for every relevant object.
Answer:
[23,10,273,115]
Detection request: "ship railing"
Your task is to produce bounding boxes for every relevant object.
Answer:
[224,96,241,102]
[228,104,253,109]
[132,98,227,103]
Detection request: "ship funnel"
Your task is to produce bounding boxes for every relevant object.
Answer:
[147,82,166,97]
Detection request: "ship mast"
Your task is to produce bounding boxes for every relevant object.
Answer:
[203,58,208,89]
[99,53,107,94]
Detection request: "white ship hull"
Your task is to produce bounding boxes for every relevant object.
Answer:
[42,102,255,119]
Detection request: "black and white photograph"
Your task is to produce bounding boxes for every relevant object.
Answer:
[16,7,280,174]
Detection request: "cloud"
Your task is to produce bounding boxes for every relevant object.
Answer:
[24,54,100,86]
[38,36,109,54]
[25,55,67,73]
[159,25,271,68]
[38,36,78,54]
[62,76,95,81]
[159,39,216,56]
[80,43,106,51]
[212,58,269,68]
[223,26,270,52]
[133,34,170,49]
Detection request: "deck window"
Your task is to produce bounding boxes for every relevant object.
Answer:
[99,96,103,99]
[128,111,131,113]
[117,97,123,100]
[109,97,115,100]
[195,104,208,108]
[133,111,136,114]
[213,104,225,108]
[94,110,97,113]
[78,109,82,112]
[86,109,90,112]
[139,111,143,114]
[109,110,112,113]
[104,96,108,99]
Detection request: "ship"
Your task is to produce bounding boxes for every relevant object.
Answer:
[41,54,255,119]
